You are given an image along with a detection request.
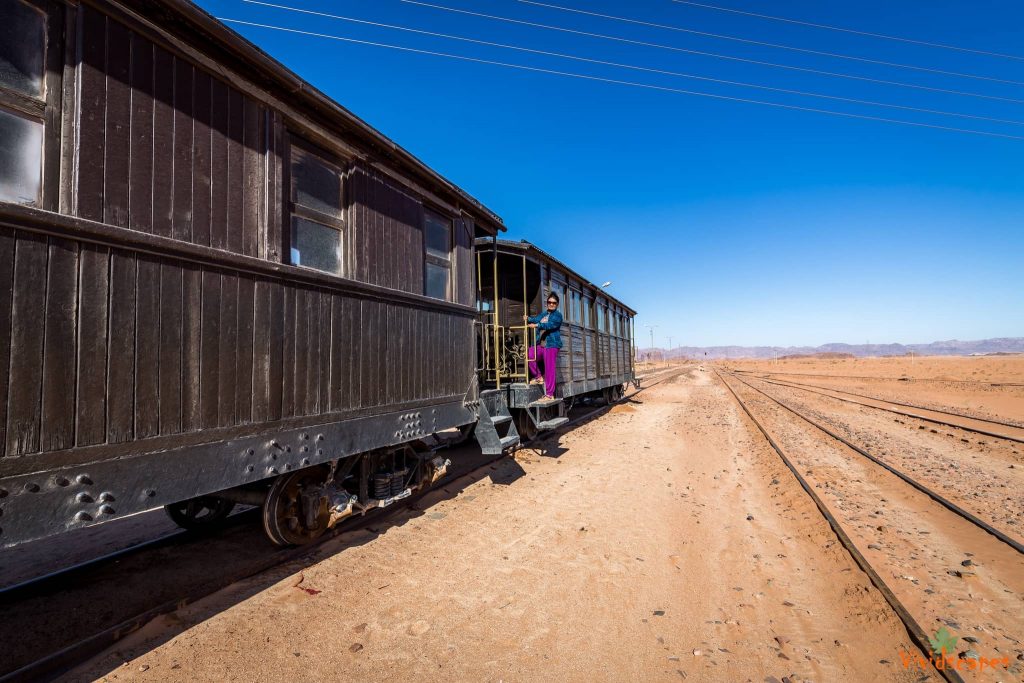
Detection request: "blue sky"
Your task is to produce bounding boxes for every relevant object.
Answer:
[199,0,1024,347]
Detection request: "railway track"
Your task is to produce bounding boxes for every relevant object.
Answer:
[733,369,1024,389]
[717,369,1024,683]
[0,369,686,683]
[743,374,1024,445]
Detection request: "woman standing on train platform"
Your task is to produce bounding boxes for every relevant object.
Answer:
[527,292,563,399]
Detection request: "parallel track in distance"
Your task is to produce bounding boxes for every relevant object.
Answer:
[743,373,1024,444]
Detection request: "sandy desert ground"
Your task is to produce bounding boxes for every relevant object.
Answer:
[56,357,1024,682]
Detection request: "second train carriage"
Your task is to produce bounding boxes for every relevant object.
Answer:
[474,239,637,442]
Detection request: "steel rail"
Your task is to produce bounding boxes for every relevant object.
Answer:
[746,374,1024,444]
[714,369,966,683]
[1,369,679,683]
[723,371,1024,555]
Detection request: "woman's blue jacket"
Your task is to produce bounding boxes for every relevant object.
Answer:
[528,309,563,349]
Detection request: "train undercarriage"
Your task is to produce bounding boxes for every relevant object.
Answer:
[166,445,451,546]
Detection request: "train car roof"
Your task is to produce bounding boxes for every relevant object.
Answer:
[137,0,505,234]
[476,238,637,315]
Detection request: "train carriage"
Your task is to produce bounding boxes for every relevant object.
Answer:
[474,239,637,441]
[0,0,507,546]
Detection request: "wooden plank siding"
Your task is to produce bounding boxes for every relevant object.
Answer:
[0,228,473,457]
[76,6,267,258]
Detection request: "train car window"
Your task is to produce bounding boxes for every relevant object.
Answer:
[0,0,45,98]
[0,108,42,204]
[290,147,342,220]
[424,208,452,300]
[288,143,344,275]
[0,0,47,207]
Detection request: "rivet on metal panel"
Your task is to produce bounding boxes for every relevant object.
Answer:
[76,474,93,485]
[301,458,310,466]
[24,483,40,493]
[99,504,115,515]
[286,446,292,452]
[246,465,255,473]
[99,492,115,503]
[145,489,156,497]
[268,467,279,475]
[394,432,401,438]
[247,448,255,456]
[270,452,278,460]
[316,434,324,441]
[283,464,291,471]
[302,433,309,440]
[76,492,94,504]
[75,511,93,522]
[301,446,308,453]
[55,476,70,487]
[317,449,323,455]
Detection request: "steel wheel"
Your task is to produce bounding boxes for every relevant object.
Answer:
[262,468,331,546]
[164,496,236,530]
[515,410,538,442]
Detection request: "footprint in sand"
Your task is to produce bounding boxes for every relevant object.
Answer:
[407,620,431,636]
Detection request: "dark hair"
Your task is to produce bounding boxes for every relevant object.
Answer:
[546,292,560,304]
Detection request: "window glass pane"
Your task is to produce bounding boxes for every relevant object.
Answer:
[0,1,45,98]
[0,108,42,205]
[291,217,342,274]
[424,210,450,259]
[425,262,450,300]
[291,147,342,218]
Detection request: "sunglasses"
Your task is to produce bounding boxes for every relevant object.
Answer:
[547,301,558,306]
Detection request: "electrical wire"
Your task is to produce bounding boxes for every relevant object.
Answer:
[218,17,1024,141]
[671,0,1024,63]
[243,0,1024,128]
[395,0,1024,105]
[512,0,1024,86]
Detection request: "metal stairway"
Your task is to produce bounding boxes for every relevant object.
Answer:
[526,395,569,432]
[474,389,521,455]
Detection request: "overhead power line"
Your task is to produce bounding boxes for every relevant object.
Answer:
[244,0,1024,128]
[218,17,1024,141]
[512,0,1024,87]
[671,1,1024,63]
[397,0,1024,105]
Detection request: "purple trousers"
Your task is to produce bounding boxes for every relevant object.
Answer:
[528,345,559,397]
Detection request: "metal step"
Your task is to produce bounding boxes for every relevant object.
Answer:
[536,417,569,431]
[499,435,520,450]
[527,396,562,409]
[490,414,513,426]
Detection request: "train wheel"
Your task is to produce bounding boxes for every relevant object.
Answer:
[164,496,236,530]
[262,468,331,546]
[515,410,538,442]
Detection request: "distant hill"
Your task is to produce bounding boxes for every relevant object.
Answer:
[641,337,1024,360]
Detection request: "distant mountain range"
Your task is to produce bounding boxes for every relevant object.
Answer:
[641,337,1024,360]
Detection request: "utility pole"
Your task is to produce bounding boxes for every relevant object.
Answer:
[645,324,658,368]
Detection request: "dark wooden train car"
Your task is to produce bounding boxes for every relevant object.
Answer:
[475,239,636,439]
[0,0,505,546]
